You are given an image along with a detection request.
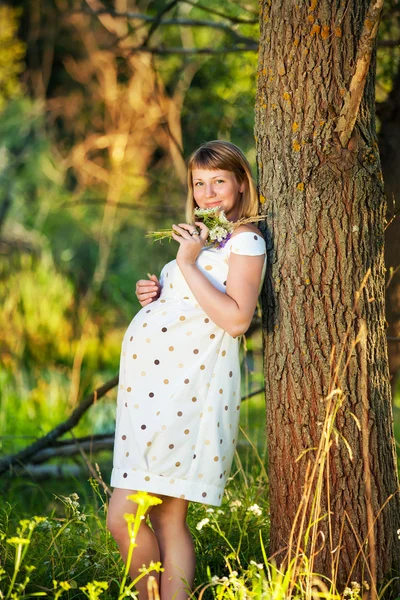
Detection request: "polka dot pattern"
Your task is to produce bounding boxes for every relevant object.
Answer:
[110,231,266,507]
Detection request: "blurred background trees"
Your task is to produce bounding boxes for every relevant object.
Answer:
[0,0,399,479]
[0,0,259,461]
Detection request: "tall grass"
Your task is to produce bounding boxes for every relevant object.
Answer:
[1,298,400,597]
[1,394,398,600]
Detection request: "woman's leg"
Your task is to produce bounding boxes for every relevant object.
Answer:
[150,497,196,600]
[107,488,161,598]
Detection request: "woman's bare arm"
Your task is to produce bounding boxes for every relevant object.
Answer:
[174,223,265,337]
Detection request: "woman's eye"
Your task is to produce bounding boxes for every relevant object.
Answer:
[194,182,203,187]
[216,179,224,184]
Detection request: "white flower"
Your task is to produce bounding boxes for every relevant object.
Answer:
[230,499,242,511]
[205,508,215,514]
[194,207,215,216]
[193,207,234,247]
[209,226,228,242]
[247,504,262,517]
[229,571,238,578]
[250,560,264,569]
[211,575,219,584]
[397,528,400,540]
[196,518,210,531]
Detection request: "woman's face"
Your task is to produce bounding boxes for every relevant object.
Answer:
[191,168,244,221]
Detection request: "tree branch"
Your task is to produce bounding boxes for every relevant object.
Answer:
[79,8,257,46]
[378,39,400,47]
[28,434,115,464]
[181,0,258,23]
[7,463,88,481]
[336,0,385,148]
[0,384,264,476]
[0,375,118,476]
[141,0,180,47]
[127,44,258,55]
[80,3,258,25]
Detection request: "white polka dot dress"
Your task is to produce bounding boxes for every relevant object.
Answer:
[111,232,266,506]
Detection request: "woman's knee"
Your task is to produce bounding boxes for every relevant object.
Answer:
[150,497,188,534]
[107,504,129,541]
[107,488,137,541]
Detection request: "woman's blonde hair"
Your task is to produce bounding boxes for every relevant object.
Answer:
[185,140,259,223]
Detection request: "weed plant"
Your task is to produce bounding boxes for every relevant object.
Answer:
[0,434,399,598]
[1,321,399,597]
[0,470,269,599]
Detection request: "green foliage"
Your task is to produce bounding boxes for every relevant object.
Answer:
[0,474,270,599]
[1,475,395,599]
[0,7,25,111]
[2,253,74,365]
[376,1,400,104]
[1,389,399,598]
[182,51,257,156]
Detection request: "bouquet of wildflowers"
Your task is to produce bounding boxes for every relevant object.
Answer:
[146,207,262,250]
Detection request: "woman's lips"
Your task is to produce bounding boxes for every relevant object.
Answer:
[206,201,222,207]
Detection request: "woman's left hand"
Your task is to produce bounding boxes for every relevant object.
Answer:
[172,221,209,266]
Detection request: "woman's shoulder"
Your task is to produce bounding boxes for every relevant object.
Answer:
[230,223,261,238]
[227,224,266,257]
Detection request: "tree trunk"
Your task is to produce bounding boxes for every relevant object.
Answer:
[256,0,400,589]
[377,66,400,392]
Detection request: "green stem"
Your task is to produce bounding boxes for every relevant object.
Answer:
[211,522,239,565]
[118,538,138,598]
[235,513,250,560]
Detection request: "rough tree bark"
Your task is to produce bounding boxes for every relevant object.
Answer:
[256,0,400,589]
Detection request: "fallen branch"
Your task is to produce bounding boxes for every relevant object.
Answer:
[336,0,385,147]
[0,385,264,476]
[29,434,115,464]
[6,463,91,481]
[0,375,118,477]
[7,434,262,482]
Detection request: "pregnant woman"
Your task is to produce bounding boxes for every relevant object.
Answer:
[107,140,267,599]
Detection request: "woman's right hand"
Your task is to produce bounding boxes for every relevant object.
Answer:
[135,274,161,307]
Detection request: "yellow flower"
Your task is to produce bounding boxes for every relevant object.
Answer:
[126,491,163,508]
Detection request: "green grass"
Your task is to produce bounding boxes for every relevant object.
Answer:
[1,385,400,599]
[1,328,400,599]
[0,375,270,599]
[0,435,269,599]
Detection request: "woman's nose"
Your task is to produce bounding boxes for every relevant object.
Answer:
[205,184,216,198]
